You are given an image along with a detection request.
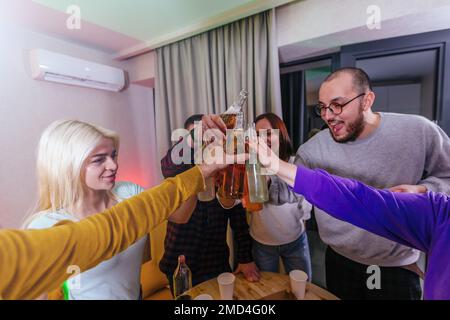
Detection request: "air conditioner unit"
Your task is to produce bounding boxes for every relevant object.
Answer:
[29,49,126,92]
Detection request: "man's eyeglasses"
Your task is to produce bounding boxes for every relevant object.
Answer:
[314,93,366,117]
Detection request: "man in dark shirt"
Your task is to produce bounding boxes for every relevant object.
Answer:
[159,114,260,295]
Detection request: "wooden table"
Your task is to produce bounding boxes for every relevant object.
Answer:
[186,271,339,300]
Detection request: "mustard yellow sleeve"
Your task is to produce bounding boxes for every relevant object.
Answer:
[0,166,205,300]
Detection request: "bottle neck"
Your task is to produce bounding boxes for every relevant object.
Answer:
[235,111,244,129]
[178,255,186,265]
[237,90,248,108]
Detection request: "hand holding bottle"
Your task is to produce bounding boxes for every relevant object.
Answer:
[198,134,248,179]
[201,114,227,133]
[198,148,247,177]
[245,123,268,204]
[250,137,297,187]
[248,137,279,173]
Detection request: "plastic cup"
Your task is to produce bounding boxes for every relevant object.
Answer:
[194,293,213,300]
[289,270,308,300]
[217,272,235,300]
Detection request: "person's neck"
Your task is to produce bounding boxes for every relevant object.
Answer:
[357,111,381,140]
[74,190,113,219]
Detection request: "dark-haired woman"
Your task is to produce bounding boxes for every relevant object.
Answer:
[248,113,312,279]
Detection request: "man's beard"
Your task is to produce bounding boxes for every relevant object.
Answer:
[329,106,365,143]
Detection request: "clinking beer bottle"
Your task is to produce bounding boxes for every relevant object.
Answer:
[173,255,192,300]
[198,90,247,202]
[242,170,263,212]
[220,89,248,129]
[218,90,248,199]
[245,123,269,203]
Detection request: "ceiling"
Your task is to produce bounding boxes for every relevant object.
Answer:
[33,0,258,42]
[7,0,450,64]
[4,0,293,59]
[277,0,450,63]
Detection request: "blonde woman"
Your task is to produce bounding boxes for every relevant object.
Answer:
[0,114,230,300]
[25,120,150,300]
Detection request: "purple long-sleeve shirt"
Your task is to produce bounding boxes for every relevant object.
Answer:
[294,166,450,300]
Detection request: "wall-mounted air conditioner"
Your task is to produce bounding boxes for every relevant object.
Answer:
[29,49,126,92]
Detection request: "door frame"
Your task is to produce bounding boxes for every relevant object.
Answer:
[280,54,339,145]
[340,29,450,133]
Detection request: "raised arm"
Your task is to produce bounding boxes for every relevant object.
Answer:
[293,164,444,253]
[267,154,309,205]
[0,166,207,299]
[254,137,447,254]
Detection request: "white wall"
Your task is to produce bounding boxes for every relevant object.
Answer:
[125,51,156,81]
[0,23,158,228]
[276,0,450,62]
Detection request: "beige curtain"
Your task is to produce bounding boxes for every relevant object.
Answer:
[155,9,282,165]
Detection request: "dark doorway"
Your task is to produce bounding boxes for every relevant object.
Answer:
[280,58,334,150]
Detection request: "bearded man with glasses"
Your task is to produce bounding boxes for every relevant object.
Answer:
[268,67,450,300]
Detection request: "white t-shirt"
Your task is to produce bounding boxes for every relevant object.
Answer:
[248,157,312,246]
[248,201,311,246]
[27,182,148,300]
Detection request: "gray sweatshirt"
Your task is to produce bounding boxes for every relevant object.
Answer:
[269,112,450,266]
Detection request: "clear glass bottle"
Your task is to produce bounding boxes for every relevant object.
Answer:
[218,90,248,199]
[173,255,192,300]
[218,112,245,199]
[242,170,263,212]
[220,90,248,129]
[245,123,269,203]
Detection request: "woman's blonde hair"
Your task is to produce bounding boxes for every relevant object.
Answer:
[23,120,120,227]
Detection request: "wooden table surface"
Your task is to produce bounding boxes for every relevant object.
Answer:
[186,271,339,300]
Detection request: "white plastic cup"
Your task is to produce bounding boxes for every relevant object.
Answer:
[289,270,308,300]
[194,293,213,300]
[217,272,235,300]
